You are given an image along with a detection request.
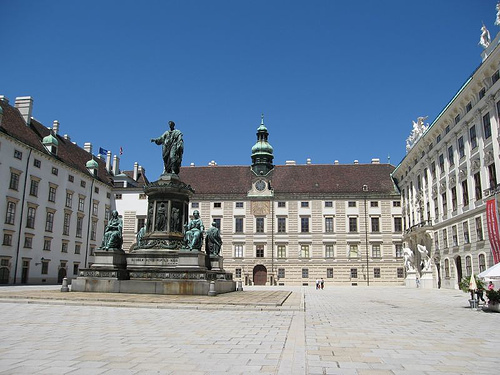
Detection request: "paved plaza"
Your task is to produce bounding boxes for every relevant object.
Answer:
[0,285,498,375]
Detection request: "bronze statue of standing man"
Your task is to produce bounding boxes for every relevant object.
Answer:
[151,121,184,175]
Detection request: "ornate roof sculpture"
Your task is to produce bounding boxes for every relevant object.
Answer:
[405,116,429,154]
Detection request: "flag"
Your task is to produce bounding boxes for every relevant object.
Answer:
[119,147,123,155]
[98,147,108,155]
[486,199,500,264]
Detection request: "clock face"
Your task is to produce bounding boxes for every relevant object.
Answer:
[255,180,266,191]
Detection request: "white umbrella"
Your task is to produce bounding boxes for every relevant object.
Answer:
[478,262,500,280]
[469,274,477,290]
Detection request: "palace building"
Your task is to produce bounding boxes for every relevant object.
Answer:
[115,117,403,286]
[392,29,500,289]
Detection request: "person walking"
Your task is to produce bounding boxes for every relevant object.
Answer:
[320,278,324,290]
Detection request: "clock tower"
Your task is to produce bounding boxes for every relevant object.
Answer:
[251,114,274,176]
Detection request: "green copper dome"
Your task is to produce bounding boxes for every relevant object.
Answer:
[251,114,274,175]
[86,159,99,169]
[42,133,59,146]
[251,140,274,154]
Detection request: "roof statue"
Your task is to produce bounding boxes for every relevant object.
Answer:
[480,24,491,49]
[496,2,500,26]
[405,116,428,153]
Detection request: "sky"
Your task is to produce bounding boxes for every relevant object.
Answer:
[1,0,498,179]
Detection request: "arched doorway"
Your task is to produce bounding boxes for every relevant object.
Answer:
[253,265,267,285]
[0,268,9,284]
[455,256,463,286]
[57,268,67,284]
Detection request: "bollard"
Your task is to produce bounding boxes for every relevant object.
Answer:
[60,277,69,292]
[208,280,217,296]
[236,280,243,291]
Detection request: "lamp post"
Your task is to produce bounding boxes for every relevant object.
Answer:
[363,184,370,286]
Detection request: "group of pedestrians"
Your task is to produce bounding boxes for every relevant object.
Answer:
[316,278,324,290]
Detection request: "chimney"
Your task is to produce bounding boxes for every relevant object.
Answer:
[63,134,70,141]
[52,120,60,135]
[84,142,92,154]
[334,160,339,165]
[96,154,102,160]
[133,162,139,181]
[106,151,112,172]
[371,158,380,164]
[306,158,312,165]
[285,160,296,165]
[113,155,120,175]
[354,160,359,164]
[14,96,34,125]
[0,95,9,104]
[190,162,195,167]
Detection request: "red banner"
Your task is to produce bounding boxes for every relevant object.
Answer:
[486,199,500,264]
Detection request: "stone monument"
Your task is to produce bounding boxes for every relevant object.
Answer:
[72,121,235,295]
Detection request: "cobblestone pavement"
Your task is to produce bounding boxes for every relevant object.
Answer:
[0,285,498,374]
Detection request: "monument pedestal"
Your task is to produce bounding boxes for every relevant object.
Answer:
[419,270,434,289]
[405,270,417,288]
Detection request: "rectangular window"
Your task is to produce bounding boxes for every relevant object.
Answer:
[348,201,356,207]
[81,180,86,188]
[63,212,71,235]
[462,180,469,206]
[431,161,436,178]
[9,172,20,190]
[476,217,484,241]
[92,201,99,216]
[442,228,448,248]
[191,202,199,208]
[301,201,309,208]
[372,244,381,258]
[278,268,285,279]
[397,268,404,278]
[45,212,54,232]
[26,207,36,229]
[325,244,334,258]
[115,193,122,200]
[325,217,334,232]
[65,192,73,208]
[212,218,221,230]
[68,174,74,183]
[94,186,99,194]
[235,202,243,208]
[466,102,472,113]
[61,242,68,253]
[448,146,454,166]
[479,87,486,99]
[34,158,41,168]
[43,238,51,251]
[371,217,380,232]
[256,217,264,233]
[327,268,334,278]
[394,217,402,232]
[493,70,499,83]
[234,244,243,258]
[214,202,222,208]
[324,201,333,208]
[442,192,447,214]
[14,149,22,159]
[483,113,492,139]
[3,233,13,246]
[256,245,264,258]
[455,114,461,124]
[458,136,465,158]
[277,217,286,233]
[451,187,457,211]
[349,244,358,258]
[235,268,242,278]
[452,225,458,247]
[301,217,309,232]
[73,263,79,275]
[24,236,32,248]
[374,268,381,278]
[90,246,95,256]
[48,186,57,202]
[395,243,403,258]
[393,201,401,207]
[436,134,441,144]
[470,125,477,149]
[277,245,286,258]
[370,201,378,207]
[350,268,358,278]
[76,216,83,238]
[235,217,243,233]
[41,261,49,275]
[349,217,357,232]
[479,254,486,273]
[51,167,58,176]
[302,268,309,278]
[474,172,482,200]
[29,179,39,196]
[277,201,286,208]
[463,221,470,244]
[439,154,445,174]
[300,245,310,258]
[488,163,497,189]
[75,244,81,254]
[90,221,97,241]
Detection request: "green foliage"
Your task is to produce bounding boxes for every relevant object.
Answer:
[486,289,500,303]
[459,275,485,293]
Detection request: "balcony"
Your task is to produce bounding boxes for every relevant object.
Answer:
[404,220,432,235]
